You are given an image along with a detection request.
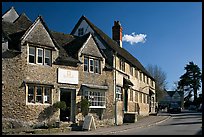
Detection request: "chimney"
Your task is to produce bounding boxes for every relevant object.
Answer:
[112,21,123,48]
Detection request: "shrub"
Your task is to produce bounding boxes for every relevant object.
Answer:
[53,101,67,111]
[81,98,90,117]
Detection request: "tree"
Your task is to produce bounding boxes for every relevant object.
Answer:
[177,61,202,106]
[146,64,167,102]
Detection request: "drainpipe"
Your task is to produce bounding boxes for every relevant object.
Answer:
[114,52,117,126]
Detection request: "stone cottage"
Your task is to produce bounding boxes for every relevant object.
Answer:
[2,7,156,128]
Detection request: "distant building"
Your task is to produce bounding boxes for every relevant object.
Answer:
[2,7,156,128]
[159,90,184,108]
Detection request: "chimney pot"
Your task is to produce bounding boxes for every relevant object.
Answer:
[112,20,123,48]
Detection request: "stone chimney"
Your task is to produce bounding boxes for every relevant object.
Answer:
[112,21,123,48]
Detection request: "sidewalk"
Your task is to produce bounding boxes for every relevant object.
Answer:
[49,113,171,135]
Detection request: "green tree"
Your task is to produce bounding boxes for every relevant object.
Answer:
[177,61,202,106]
[146,64,167,102]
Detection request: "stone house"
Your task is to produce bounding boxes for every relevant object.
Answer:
[2,7,156,128]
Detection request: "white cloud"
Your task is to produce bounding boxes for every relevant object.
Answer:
[122,32,147,45]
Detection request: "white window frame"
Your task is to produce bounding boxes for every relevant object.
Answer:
[44,49,51,66]
[29,46,36,64]
[116,86,122,101]
[89,58,94,73]
[84,90,106,108]
[37,48,43,65]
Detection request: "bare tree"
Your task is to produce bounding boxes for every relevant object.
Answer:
[146,64,167,102]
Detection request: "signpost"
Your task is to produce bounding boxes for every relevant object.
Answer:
[82,115,96,131]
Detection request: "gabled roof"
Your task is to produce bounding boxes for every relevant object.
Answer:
[2,6,19,23]
[13,13,33,30]
[71,16,154,80]
[63,33,90,58]
[51,31,76,46]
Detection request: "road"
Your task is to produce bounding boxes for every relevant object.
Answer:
[108,111,202,135]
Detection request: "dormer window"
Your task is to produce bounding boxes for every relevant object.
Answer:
[78,28,84,36]
[28,45,52,66]
[84,56,101,74]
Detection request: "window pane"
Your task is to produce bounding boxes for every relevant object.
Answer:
[84,57,88,72]
[29,47,35,63]
[44,87,51,103]
[90,59,94,72]
[37,48,43,64]
[28,86,34,103]
[45,49,51,66]
[94,60,100,73]
[36,86,43,103]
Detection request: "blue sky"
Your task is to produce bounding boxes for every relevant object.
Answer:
[2,2,202,92]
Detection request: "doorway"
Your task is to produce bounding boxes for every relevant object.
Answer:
[60,88,76,122]
[124,89,128,112]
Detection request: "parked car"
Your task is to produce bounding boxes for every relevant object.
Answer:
[188,105,197,111]
[167,103,181,113]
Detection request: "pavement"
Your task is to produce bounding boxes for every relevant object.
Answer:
[48,112,171,135]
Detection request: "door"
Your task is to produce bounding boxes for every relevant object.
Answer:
[124,89,128,112]
[60,89,71,121]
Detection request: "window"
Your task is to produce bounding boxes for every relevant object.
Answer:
[84,57,89,72]
[130,89,133,101]
[144,75,146,83]
[37,48,43,64]
[44,87,51,103]
[28,86,35,103]
[143,93,146,103]
[116,86,122,101]
[78,28,84,36]
[84,90,106,108]
[36,86,43,103]
[29,46,35,63]
[135,68,138,79]
[89,59,94,73]
[84,56,101,74]
[119,58,125,72]
[130,65,133,76]
[139,92,142,103]
[28,45,52,66]
[135,91,138,102]
[147,77,149,84]
[45,49,51,66]
[94,60,100,74]
[27,85,52,104]
[140,72,142,81]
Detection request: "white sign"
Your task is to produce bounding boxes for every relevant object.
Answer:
[58,68,78,84]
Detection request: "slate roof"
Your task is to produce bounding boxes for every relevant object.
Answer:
[2,10,79,65]
[63,33,90,59]
[13,13,33,30]
[71,16,154,80]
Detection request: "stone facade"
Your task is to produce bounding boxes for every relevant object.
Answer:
[2,7,156,129]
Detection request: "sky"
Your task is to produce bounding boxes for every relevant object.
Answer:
[2,2,202,92]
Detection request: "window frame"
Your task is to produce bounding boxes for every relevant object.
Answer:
[28,45,52,66]
[37,48,44,65]
[84,57,89,72]
[116,86,122,101]
[78,28,84,36]
[27,84,52,105]
[29,46,36,64]
[44,49,51,66]
[89,58,94,73]
[84,90,106,108]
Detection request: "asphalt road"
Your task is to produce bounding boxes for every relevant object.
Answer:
[109,111,202,135]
